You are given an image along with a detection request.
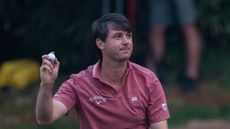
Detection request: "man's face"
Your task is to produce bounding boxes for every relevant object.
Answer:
[99,28,133,62]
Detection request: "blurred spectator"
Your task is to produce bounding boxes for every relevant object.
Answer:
[101,0,124,15]
[101,0,137,29]
[145,0,202,92]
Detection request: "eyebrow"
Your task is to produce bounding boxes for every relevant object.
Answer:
[113,32,123,35]
[112,31,131,35]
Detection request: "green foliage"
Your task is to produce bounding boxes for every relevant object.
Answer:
[196,0,230,49]
[0,0,99,72]
[169,106,230,125]
[1,121,77,129]
[194,0,230,87]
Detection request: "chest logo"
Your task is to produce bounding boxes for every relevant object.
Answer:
[89,95,106,105]
[131,96,138,102]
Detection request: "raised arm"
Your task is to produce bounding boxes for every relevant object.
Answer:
[36,54,67,124]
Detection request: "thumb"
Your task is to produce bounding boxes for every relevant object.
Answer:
[54,59,60,68]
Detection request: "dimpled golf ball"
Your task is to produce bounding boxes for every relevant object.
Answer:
[47,52,56,63]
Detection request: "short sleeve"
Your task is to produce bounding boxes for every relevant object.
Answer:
[53,78,78,111]
[147,75,170,123]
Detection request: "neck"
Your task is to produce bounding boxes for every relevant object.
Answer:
[100,58,128,88]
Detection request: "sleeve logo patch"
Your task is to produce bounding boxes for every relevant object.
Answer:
[161,103,168,111]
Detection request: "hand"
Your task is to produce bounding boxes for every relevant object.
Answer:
[40,53,60,87]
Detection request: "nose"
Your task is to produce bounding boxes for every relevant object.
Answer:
[122,35,131,45]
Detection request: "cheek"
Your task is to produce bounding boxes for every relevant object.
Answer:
[106,41,118,50]
[104,43,117,54]
[130,42,133,48]
[129,42,133,51]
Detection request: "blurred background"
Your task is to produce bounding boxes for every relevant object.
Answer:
[0,0,229,129]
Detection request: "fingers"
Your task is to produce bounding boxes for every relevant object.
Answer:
[42,55,48,60]
[41,58,54,72]
[41,54,54,72]
[53,58,60,68]
[40,64,52,73]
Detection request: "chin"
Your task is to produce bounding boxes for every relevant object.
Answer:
[113,53,132,61]
[118,56,131,61]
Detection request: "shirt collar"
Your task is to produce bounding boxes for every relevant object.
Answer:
[92,60,101,79]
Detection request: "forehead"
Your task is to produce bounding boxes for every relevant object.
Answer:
[108,29,126,35]
[107,24,129,33]
[107,26,129,35]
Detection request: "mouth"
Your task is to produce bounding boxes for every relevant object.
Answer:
[120,49,130,54]
[120,47,130,51]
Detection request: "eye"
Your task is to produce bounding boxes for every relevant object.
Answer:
[114,33,123,39]
[126,33,132,39]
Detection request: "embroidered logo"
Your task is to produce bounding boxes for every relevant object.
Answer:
[161,103,168,111]
[89,95,106,105]
[131,96,138,102]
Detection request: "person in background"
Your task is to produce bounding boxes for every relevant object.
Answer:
[146,0,202,92]
[36,13,170,129]
[101,0,137,30]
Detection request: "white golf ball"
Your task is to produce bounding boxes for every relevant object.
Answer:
[47,52,56,63]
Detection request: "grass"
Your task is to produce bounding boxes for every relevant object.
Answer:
[1,121,77,129]
[169,106,230,126]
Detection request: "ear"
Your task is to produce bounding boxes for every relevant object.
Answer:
[96,38,105,50]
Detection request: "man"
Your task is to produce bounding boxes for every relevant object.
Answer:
[36,13,170,129]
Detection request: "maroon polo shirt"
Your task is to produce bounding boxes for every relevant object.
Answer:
[53,61,170,129]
